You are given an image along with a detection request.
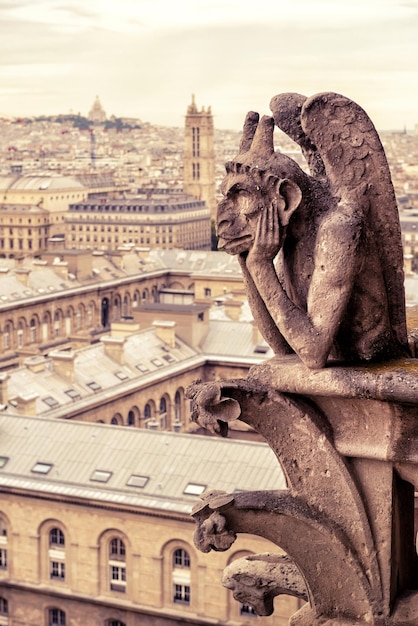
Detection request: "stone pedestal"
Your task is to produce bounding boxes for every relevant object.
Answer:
[187,356,418,625]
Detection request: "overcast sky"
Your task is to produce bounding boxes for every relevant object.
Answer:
[1,0,417,130]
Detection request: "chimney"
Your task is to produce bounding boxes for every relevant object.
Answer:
[52,260,69,280]
[50,350,76,382]
[111,320,140,338]
[0,373,9,406]
[16,393,38,417]
[101,335,126,365]
[24,356,46,373]
[153,320,176,348]
[224,299,243,321]
[14,268,30,286]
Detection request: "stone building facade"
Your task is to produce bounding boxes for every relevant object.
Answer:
[0,415,300,625]
[0,174,122,243]
[0,249,243,371]
[0,204,50,257]
[64,189,211,252]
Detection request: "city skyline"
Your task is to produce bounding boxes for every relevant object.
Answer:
[1,0,418,131]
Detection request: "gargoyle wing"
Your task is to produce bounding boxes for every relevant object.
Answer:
[300,92,408,349]
[269,92,326,180]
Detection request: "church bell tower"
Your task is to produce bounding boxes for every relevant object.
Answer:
[183,95,217,219]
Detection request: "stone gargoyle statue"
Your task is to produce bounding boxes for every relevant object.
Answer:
[216,91,410,368]
[187,93,418,626]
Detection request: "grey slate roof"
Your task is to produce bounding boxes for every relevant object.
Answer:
[0,415,286,515]
[5,327,199,417]
[201,320,273,359]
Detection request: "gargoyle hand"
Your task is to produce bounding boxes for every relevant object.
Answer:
[247,200,283,267]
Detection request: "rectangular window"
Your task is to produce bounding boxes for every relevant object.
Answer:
[110,565,126,592]
[50,560,65,579]
[174,583,190,604]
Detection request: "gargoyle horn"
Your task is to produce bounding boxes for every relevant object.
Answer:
[237,114,275,162]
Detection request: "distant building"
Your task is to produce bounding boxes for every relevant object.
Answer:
[88,95,107,123]
[0,204,50,257]
[183,95,217,219]
[64,189,211,251]
[0,249,245,370]
[0,173,125,244]
[0,310,271,437]
[0,414,299,625]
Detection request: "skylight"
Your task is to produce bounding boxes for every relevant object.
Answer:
[65,389,81,401]
[135,363,149,373]
[127,474,149,488]
[163,354,176,363]
[87,381,102,392]
[42,396,60,409]
[90,470,112,483]
[151,358,163,367]
[32,462,53,474]
[0,457,9,469]
[114,371,129,381]
[183,483,206,496]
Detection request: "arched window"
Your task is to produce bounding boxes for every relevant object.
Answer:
[113,297,120,321]
[76,305,83,330]
[109,538,125,558]
[0,518,8,572]
[127,410,135,426]
[17,320,24,348]
[87,303,94,327]
[106,621,126,626]
[48,608,66,625]
[132,290,140,308]
[0,597,8,616]
[49,528,65,580]
[111,413,122,425]
[172,548,191,605]
[173,548,190,568]
[109,538,126,592]
[30,317,37,343]
[3,323,11,350]
[159,397,167,429]
[174,389,183,426]
[50,528,65,546]
[42,312,50,342]
[54,311,61,338]
[144,403,151,419]
[122,295,129,317]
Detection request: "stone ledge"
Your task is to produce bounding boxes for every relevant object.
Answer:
[248,355,418,405]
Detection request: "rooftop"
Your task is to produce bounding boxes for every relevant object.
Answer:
[0,414,285,515]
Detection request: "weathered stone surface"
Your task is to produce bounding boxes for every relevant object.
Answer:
[222,553,308,615]
[216,92,409,369]
[186,93,418,626]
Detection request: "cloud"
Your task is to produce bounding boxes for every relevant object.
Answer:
[0,0,417,129]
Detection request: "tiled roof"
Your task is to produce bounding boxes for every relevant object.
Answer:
[0,415,285,514]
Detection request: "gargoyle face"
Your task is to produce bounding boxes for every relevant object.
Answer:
[216,173,264,255]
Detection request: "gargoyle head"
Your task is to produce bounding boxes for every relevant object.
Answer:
[216,114,307,255]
